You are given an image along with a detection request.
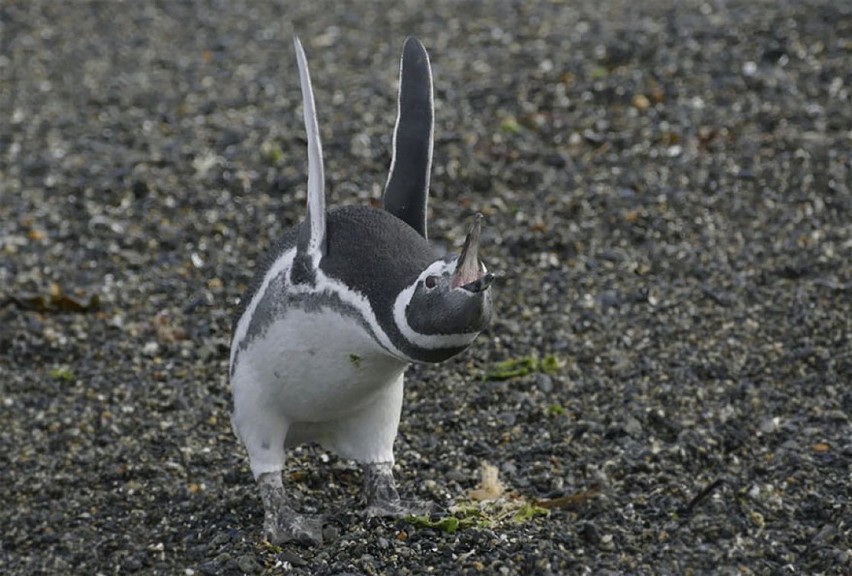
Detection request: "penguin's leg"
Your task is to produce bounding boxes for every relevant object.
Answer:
[361,462,435,518]
[257,471,323,546]
[362,460,406,517]
[232,374,323,546]
[323,372,434,517]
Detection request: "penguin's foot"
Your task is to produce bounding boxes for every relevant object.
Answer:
[263,508,324,546]
[258,472,324,546]
[362,462,436,518]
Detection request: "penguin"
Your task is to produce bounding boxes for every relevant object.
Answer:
[229,36,494,546]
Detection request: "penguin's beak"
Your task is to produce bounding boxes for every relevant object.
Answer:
[453,213,493,293]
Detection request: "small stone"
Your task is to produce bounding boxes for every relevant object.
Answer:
[498,412,516,426]
[350,133,372,159]
[446,468,467,482]
[632,94,650,110]
[123,555,144,571]
[666,145,682,158]
[236,554,260,574]
[210,532,230,547]
[580,522,600,545]
[531,373,552,394]
[322,524,340,542]
[624,416,643,438]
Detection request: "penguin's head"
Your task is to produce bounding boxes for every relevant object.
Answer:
[393,214,494,359]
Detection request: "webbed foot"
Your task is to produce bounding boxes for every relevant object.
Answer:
[258,472,324,546]
[362,462,436,518]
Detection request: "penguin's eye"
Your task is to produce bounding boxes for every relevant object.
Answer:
[424,275,439,289]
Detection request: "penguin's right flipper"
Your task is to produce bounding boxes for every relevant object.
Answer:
[382,36,434,240]
[294,36,327,267]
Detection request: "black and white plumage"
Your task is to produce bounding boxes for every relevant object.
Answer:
[229,36,493,545]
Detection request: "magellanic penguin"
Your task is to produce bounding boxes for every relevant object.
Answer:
[229,36,494,546]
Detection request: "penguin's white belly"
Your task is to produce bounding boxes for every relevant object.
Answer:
[235,308,408,423]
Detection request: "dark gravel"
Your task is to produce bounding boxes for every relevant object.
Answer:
[2,1,850,574]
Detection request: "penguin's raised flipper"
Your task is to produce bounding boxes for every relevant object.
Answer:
[294,36,326,279]
[383,36,434,240]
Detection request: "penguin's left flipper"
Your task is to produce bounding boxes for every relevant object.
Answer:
[382,36,434,239]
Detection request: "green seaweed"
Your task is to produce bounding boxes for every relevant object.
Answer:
[260,140,285,166]
[406,499,549,535]
[49,367,75,382]
[500,118,522,135]
[349,353,361,368]
[406,514,461,534]
[539,354,560,375]
[511,502,550,524]
[590,66,608,80]
[547,403,566,416]
[484,354,562,381]
[260,540,283,553]
[485,356,537,380]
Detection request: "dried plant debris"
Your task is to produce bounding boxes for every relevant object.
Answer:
[468,461,505,501]
[407,462,549,534]
[535,487,602,511]
[5,283,100,313]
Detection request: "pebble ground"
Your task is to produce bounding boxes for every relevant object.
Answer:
[1,1,850,574]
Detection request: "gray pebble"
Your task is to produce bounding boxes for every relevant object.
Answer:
[534,373,554,393]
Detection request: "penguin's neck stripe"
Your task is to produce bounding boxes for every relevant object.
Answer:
[392,284,482,349]
[232,247,417,366]
[391,260,482,350]
[230,248,296,369]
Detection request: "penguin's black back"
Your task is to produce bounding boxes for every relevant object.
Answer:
[320,205,440,307]
[232,205,440,332]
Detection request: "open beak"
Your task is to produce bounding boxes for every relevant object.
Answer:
[452,213,494,293]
